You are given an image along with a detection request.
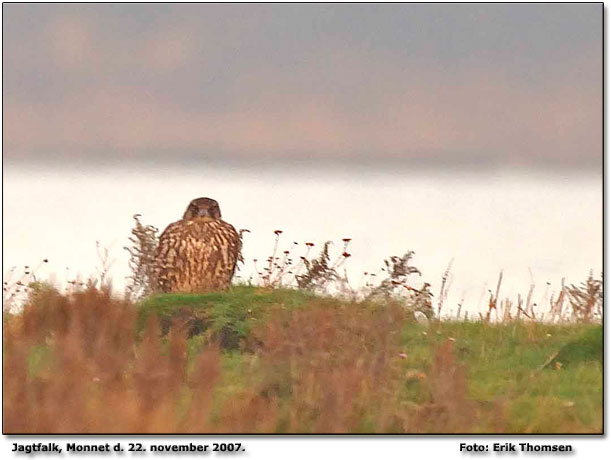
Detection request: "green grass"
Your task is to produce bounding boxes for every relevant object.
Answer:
[6,284,601,434]
[428,322,602,432]
[137,286,602,433]
[550,326,603,367]
[138,285,319,349]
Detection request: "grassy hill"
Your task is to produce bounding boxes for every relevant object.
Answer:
[3,285,602,433]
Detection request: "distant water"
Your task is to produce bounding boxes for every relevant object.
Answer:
[2,165,602,317]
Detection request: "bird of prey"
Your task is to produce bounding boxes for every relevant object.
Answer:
[155,197,240,293]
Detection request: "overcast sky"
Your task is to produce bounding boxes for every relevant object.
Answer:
[3,3,602,171]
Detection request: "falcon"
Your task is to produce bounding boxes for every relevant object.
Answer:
[155,197,240,293]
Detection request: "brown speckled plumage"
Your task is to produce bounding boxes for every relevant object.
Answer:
[155,198,240,293]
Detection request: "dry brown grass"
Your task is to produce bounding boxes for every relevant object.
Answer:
[124,214,159,300]
[240,304,405,433]
[3,284,492,434]
[3,285,227,433]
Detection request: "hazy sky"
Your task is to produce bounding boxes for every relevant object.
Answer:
[3,3,602,170]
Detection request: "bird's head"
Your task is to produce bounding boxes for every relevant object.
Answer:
[183,197,222,220]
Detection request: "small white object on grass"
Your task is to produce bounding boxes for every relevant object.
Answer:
[414,311,429,325]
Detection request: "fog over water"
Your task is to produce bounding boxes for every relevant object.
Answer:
[3,165,601,317]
